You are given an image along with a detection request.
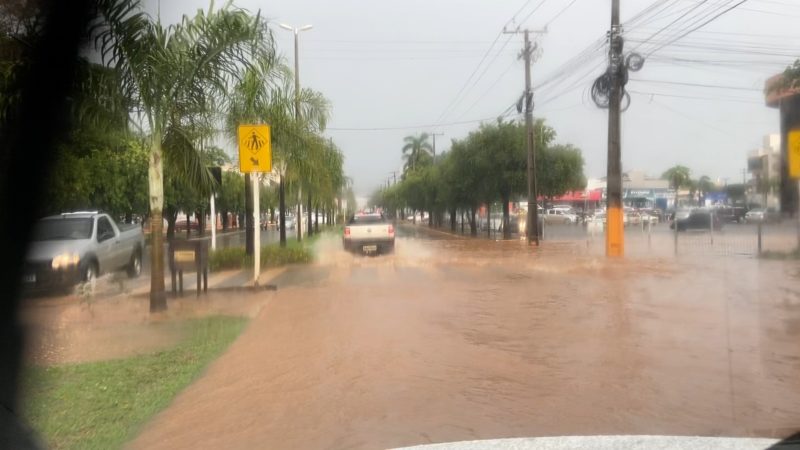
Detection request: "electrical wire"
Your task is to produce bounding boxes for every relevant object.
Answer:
[433,0,549,125]
[629,78,761,91]
[646,0,751,57]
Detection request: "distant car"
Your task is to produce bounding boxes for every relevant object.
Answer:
[175,219,199,232]
[344,213,395,255]
[670,209,723,231]
[745,207,780,223]
[624,208,641,226]
[543,208,578,224]
[715,206,747,223]
[586,212,605,233]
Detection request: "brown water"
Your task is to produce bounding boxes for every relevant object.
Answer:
[127,231,800,449]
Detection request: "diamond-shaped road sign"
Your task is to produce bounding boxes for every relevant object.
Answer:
[238,124,272,173]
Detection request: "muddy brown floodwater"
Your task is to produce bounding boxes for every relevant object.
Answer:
[128,229,800,450]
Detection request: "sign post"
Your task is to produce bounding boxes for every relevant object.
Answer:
[789,129,800,251]
[238,124,272,286]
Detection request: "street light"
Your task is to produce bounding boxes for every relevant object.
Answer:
[277,22,313,242]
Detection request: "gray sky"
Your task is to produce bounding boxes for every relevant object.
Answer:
[145,0,800,196]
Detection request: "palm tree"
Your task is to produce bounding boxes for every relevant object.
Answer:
[94,0,273,311]
[402,133,433,174]
[662,165,691,209]
[225,60,330,245]
[696,175,715,205]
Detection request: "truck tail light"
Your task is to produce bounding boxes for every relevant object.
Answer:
[388,224,394,236]
[344,226,350,237]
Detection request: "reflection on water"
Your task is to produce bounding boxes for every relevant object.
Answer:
[129,230,800,450]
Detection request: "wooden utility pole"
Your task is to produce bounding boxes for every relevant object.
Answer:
[606,0,624,257]
[504,27,544,246]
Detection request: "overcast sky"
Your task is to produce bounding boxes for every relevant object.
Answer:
[144,0,800,197]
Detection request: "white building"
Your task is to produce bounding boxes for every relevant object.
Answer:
[747,134,781,208]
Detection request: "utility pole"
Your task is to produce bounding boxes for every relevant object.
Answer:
[431,132,444,160]
[279,23,312,243]
[606,0,624,257]
[504,27,544,246]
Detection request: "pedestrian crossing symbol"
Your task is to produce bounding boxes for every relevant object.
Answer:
[238,124,272,173]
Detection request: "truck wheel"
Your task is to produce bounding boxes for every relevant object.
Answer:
[127,250,142,278]
[83,261,98,283]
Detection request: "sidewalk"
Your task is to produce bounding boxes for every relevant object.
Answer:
[126,265,291,298]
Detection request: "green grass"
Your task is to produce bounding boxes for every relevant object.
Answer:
[207,227,339,271]
[23,316,248,450]
[760,247,800,260]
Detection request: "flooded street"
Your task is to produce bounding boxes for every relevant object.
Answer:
[129,227,800,449]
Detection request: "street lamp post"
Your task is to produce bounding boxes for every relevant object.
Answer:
[278,23,312,242]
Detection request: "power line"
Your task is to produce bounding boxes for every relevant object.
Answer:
[629,0,711,53]
[627,89,762,104]
[328,105,518,131]
[646,0,751,57]
[433,0,549,125]
[629,78,761,91]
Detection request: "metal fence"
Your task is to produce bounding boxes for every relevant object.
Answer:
[429,215,799,258]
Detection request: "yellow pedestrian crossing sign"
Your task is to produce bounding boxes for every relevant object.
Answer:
[790,129,800,179]
[238,124,272,173]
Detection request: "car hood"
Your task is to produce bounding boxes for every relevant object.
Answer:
[394,435,778,450]
[26,239,92,262]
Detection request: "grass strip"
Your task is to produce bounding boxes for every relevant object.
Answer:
[23,316,248,450]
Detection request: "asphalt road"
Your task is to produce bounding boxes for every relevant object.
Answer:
[127,230,800,449]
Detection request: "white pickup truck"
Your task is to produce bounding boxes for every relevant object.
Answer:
[343,213,395,255]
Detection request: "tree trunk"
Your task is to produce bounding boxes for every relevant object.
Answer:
[125,211,132,224]
[166,211,177,240]
[315,206,320,233]
[502,195,511,240]
[461,210,465,234]
[297,189,303,241]
[148,136,167,312]
[469,206,477,236]
[279,175,286,247]
[186,212,190,239]
[197,209,205,236]
[307,195,313,237]
[428,210,433,227]
[221,210,229,231]
[450,208,456,231]
[487,203,491,238]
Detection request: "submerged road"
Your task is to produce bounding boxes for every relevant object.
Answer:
[129,228,800,449]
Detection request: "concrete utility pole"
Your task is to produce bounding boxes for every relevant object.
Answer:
[431,132,444,160]
[504,27,544,246]
[606,0,624,257]
[279,23,313,243]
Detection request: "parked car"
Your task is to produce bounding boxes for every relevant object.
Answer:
[715,206,747,223]
[23,212,144,289]
[586,212,605,233]
[670,208,723,231]
[543,208,578,224]
[175,218,200,232]
[744,207,780,223]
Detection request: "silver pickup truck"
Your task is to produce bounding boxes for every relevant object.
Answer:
[343,213,395,255]
[23,212,145,288]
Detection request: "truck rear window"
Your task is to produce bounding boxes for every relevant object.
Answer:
[349,215,386,225]
[33,218,93,241]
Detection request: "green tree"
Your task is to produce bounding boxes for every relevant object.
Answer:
[94,0,273,311]
[402,133,433,174]
[225,59,331,244]
[662,165,692,208]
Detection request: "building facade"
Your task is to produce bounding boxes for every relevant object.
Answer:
[746,134,781,209]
